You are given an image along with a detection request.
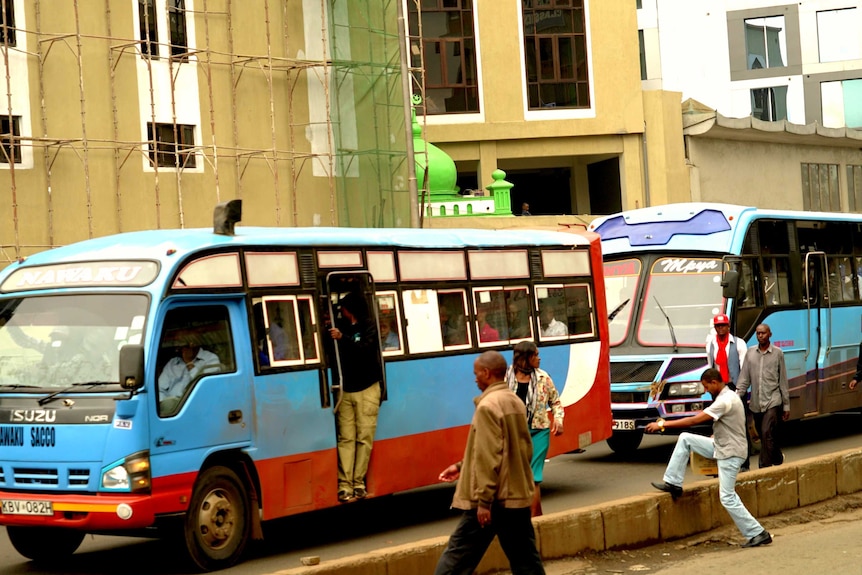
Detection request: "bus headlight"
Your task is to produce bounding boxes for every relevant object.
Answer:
[101,451,151,493]
[666,382,704,397]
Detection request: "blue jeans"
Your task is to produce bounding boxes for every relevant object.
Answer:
[434,506,545,575]
[663,432,763,539]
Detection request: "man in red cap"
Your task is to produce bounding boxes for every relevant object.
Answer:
[705,313,750,470]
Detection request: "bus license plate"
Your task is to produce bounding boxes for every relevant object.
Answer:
[612,419,636,431]
[1,499,54,516]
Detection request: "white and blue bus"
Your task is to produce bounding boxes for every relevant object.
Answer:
[589,202,862,453]
[0,201,611,570]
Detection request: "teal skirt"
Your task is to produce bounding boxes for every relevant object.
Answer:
[530,428,551,483]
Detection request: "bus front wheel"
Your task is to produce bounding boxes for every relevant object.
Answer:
[606,430,644,454]
[7,526,85,562]
[183,465,251,571]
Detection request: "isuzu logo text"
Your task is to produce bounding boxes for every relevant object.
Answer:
[9,409,57,423]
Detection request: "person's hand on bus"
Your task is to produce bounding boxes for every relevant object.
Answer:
[851,379,859,391]
[477,505,492,527]
[550,418,564,436]
[328,327,342,340]
[438,463,460,483]
[782,409,790,421]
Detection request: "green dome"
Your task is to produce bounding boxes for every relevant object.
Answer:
[413,107,458,199]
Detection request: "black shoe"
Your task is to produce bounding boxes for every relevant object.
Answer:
[650,481,683,500]
[742,530,772,548]
[353,487,367,499]
[337,490,354,503]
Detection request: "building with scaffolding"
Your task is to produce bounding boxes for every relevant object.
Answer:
[0,0,414,266]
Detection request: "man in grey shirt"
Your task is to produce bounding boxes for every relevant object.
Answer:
[735,323,789,468]
[646,368,771,548]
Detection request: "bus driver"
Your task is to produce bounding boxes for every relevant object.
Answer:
[158,328,220,401]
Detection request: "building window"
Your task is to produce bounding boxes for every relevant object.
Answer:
[139,0,159,58]
[822,78,862,129]
[849,165,862,213]
[0,0,15,46]
[801,163,839,212]
[147,123,196,168]
[817,8,860,63]
[0,114,20,164]
[744,16,786,69]
[168,0,189,61]
[750,86,787,121]
[523,0,590,109]
[638,29,646,81]
[407,0,479,115]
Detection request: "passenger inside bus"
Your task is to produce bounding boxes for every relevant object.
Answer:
[506,301,531,339]
[379,318,400,351]
[476,304,501,342]
[439,302,468,346]
[158,327,220,409]
[539,304,568,337]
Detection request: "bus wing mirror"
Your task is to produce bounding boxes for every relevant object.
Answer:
[119,344,145,391]
[721,270,739,299]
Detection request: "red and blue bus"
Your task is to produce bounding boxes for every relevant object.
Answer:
[590,202,862,453]
[0,201,611,569]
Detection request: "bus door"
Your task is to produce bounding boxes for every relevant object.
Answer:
[324,272,386,411]
[803,251,830,416]
[149,300,253,458]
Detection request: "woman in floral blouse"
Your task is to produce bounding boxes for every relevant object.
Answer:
[505,341,565,516]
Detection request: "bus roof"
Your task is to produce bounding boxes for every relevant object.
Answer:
[589,202,862,256]
[2,226,593,286]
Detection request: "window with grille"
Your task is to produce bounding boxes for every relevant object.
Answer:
[0,115,21,164]
[523,0,590,110]
[138,0,159,58]
[0,0,15,46]
[801,163,839,212]
[147,123,196,168]
[168,0,188,61]
[849,165,862,213]
[407,0,479,115]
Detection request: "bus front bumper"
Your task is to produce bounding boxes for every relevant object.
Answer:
[0,491,156,531]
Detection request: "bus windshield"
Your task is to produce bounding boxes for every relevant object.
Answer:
[637,257,724,347]
[0,294,148,389]
[604,259,641,346]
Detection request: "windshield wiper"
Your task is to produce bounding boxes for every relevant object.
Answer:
[0,384,41,389]
[608,298,630,322]
[38,381,115,406]
[653,296,678,353]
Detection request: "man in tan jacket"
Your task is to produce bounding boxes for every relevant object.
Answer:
[433,351,545,575]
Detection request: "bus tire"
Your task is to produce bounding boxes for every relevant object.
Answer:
[606,430,644,454]
[183,465,251,571]
[7,526,85,562]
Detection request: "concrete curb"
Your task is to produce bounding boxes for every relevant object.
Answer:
[271,447,862,574]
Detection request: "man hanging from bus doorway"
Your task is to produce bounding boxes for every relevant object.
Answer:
[735,323,790,469]
[328,292,383,503]
[705,313,751,471]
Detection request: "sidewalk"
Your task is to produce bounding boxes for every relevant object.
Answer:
[499,493,862,575]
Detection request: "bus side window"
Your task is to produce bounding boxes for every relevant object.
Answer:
[536,286,569,340]
[473,288,509,345]
[763,257,790,306]
[563,284,593,336]
[504,287,532,341]
[252,296,319,369]
[376,292,403,355]
[438,290,470,348]
[738,259,757,309]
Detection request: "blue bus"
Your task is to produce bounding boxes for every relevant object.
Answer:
[0,201,611,569]
[589,202,862,453]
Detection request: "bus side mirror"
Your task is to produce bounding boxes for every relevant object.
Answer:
[119,344,145,391]
[721,270,740,299]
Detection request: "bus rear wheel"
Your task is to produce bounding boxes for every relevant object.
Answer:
[606,430,644,454]
[7,526,85,562]
[183,465,251,571]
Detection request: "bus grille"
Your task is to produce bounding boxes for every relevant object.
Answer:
[611,361,662,383]
[663,358,709,380]
[9,466,92,490]
[610,392,650,403]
